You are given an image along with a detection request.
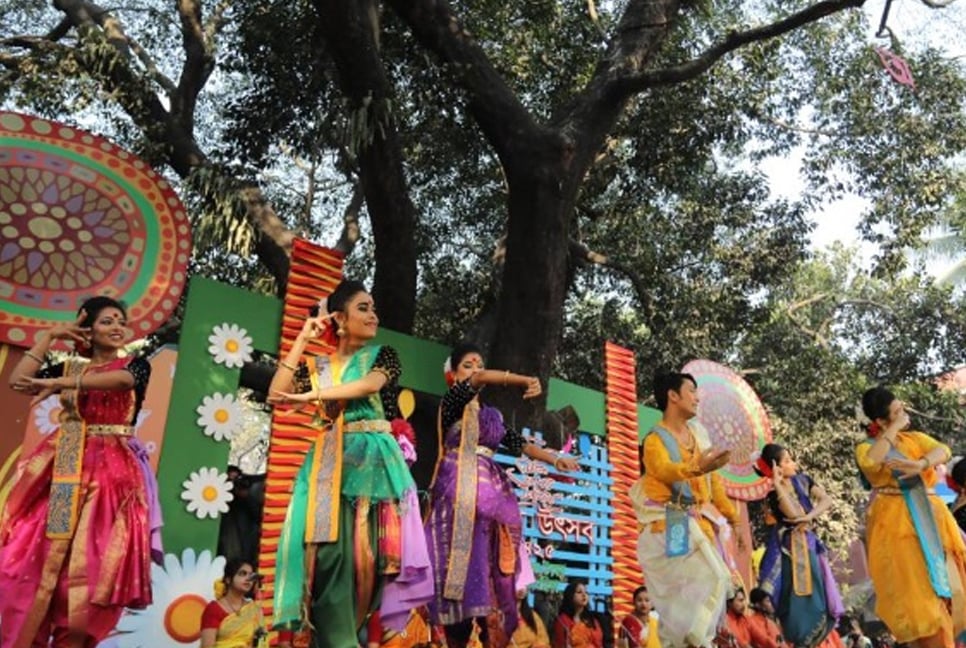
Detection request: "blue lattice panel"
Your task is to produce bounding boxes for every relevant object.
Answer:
[495,430,614,611]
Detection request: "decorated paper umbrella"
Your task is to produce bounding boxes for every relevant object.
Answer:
[682,359,773,501]
[0,111,191,346]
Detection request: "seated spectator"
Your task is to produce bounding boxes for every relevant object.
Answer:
[619,586,661,648]
[510,589,551,648]
[552,581,604,648]
[716,588,751,648]
[746,588,785,648]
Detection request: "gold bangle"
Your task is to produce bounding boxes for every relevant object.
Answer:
[279,360,297,372]
[503,370,509,387]
[553,456,564,470]
[24,350,44,363]
[75,373,83,393]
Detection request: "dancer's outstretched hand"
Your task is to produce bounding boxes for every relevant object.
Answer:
[522,376,542,399]
[268,389,317,404]
[698,448,730,474]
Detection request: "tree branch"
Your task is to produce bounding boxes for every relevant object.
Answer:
[616,0,865,93]
[174,0,215,131]
[383,0,560,173]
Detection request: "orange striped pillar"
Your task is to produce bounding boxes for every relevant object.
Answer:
[604,342,644,639]
[257,238,344,623]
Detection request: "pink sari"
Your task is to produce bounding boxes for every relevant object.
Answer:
[0,357,160,647]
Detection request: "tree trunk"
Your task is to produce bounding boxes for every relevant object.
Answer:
[486,135,575,427]
[314,0,418,333]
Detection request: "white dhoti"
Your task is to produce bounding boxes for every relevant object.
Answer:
[631,482,730,648]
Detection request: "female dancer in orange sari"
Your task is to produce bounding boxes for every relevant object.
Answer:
[856,386,966,648]
[1,296,161,648]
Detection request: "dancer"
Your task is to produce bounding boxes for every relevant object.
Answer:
[619,586,661,648]
[426,342,578,647]
[200,559,267,647]
[1,296,162,648]
[551,581,604,648]
[754,443,843,648]
[856,386,966,648]
[269,280,432,648]
[629,372,736,648]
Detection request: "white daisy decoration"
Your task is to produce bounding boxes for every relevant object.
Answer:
[207,323,253,369]
[181,467,234,519]
[196,393,244,442]
[111,548,226,648]
[33,394,62,435]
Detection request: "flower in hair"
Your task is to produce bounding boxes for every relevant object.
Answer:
[750,450,773,479]
[866,421,881,438]
[443,357,455,387]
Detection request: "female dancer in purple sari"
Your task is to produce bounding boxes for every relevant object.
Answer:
[755,443,843,648]
[425,343,579,648]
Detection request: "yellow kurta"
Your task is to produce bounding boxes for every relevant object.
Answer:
[640,430,738,541]
[856,431,966,643]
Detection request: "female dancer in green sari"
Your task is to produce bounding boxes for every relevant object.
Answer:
[269,280,432,648]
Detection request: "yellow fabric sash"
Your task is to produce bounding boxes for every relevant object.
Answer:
[305,354,344,544]
[46,359,88,539]
[213,601,267,648]
[443,399,481,600]
[789,527,812,596]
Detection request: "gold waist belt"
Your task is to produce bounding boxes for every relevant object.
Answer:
[87,424,134,436]
[344,419,393,433]
[875,486,936,496]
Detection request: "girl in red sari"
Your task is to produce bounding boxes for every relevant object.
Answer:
[1,297,161,648]
[552,582,604,648]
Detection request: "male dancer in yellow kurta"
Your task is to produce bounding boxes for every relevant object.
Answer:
[631,372,738,648]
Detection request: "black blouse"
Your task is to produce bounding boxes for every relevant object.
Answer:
[440,378,527,457]
[37,356,151,418]
[293,345,402,420]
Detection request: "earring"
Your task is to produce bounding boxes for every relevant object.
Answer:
[336,326,346,338]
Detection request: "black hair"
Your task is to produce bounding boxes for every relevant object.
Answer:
[952,458,966,489]
[560,580,596,627]
[749,587,769,606]
[753,443,786,477]
[449,341,484,373]
[519,594,539,632]
[632,585,648,601]
[309,279,368,316]
[652,372,697,411]
[222,557,253,583]
[727,586,745,603]
[862,386,896,423]
[78,296,127,327]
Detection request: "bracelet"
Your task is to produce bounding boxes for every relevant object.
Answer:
[503,370,509,387]
[920,457,930,470]
[279,360,297,372]
[24,350,44,363]
[553,456,565,470]
[75,373,83,393]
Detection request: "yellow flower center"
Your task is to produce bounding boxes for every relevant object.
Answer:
[202,485,219,502]
[214,408,229,424]
[224,339,239,353]
[164,593,207,642]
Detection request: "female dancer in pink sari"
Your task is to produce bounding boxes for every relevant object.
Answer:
[1,297,162,648]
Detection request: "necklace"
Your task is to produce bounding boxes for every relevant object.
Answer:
[221,596,244,614]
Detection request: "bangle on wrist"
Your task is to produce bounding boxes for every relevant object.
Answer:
[920,457,930,470]
[279,360,297,372]
[553,456,564,470]
[24,350,44,364]
[503,370,509,387]
[75,373,83,393]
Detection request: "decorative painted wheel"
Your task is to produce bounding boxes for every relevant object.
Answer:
[0,111,191,345]
[682,359,773,501]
